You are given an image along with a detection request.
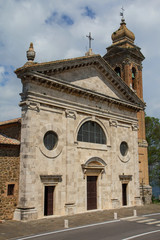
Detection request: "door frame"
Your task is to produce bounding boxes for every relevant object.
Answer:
[44,185,55,216]
[86,174,99,210]
[122,183,128,206]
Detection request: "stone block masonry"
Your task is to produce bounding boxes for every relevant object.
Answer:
[0,145,20,220]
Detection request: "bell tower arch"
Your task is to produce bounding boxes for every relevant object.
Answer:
[103,18,151,203]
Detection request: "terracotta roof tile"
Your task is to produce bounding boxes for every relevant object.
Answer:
[0,118,21,126]
[0,134,20,145]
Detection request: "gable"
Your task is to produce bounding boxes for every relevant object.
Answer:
[52,66,123,100]
[15,54,145,110]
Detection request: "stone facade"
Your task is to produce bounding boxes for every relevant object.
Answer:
[13,49,145,220]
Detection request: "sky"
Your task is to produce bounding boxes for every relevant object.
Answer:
[0,0,160,121]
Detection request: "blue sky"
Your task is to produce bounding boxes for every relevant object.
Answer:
[0,0,160,121]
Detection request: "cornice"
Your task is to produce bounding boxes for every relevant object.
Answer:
[104,45,145,62]
[15,54,145,110]
[21,71,144,111]
[19,91,138,125]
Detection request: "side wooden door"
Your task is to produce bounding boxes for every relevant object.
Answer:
[44,186,54,216]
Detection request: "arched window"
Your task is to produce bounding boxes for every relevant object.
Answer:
[132,67,136,90]
[115,67,121,77]
[77,121,106,144]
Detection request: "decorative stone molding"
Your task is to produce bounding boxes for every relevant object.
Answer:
[118,152,130,163]
[26,100,40,112]
[138,65,143,71]
[14,208,37,221]
[132,124,139,131]
[65,203,76,215]
[109,119,118,127]
[38,124,63,158]
[40,175,62,184]
[19,100,40,112]
[65,110,76,119]
[119,175,132,182]
[81,157,107,179]
[138,140,148,148]
[122,59,131,65]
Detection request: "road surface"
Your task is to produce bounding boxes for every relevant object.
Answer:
[14,213,160,240]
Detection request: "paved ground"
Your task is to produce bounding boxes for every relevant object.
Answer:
[1,204,160,240]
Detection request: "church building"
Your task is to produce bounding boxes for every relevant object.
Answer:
[1,18,152,221]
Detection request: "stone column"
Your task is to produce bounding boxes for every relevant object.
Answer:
[65,110,76,215]
[14,102,39,220]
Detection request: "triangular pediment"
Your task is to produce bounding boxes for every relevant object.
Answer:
[15,54,145,110]
[50,64,125,100]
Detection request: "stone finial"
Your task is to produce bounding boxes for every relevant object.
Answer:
[26,42,36,62]
[85,48,95,56]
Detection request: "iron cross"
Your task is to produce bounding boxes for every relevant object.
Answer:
[120,6,125,19]
[86,32,94,49]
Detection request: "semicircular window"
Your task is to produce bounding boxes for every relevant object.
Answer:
[43,131,58,151]
[77,121,106,144]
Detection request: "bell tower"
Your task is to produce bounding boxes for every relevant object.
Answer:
[104,18,152,203]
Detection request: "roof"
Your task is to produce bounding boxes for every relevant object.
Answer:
[15,55,100,73]
[0,118,21,126]
[0,133,20,145]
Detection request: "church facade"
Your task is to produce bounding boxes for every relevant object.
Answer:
[2,19,152,221]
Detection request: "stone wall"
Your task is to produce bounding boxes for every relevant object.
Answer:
[14,72,142,220]
[140,185,152,205]
[0,145,20,220]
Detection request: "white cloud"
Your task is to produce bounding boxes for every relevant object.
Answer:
[0,0,160,121]
[0,66,5,84]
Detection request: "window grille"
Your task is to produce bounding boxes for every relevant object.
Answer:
[77,121,106,144]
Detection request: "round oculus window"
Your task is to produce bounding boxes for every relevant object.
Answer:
[120,141,128,156]
[43,131,58,151]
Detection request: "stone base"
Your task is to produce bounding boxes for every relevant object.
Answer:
[111,199,120,208]
[13,208,38,221]
[140,185,152,204]
[65,203,76,215]
[134,197,142,206]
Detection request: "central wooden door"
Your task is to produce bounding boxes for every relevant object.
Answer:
[87,176,97,210]
[44,186,55,216]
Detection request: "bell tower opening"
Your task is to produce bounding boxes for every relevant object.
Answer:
[132,67,136,90]
[115,67,121,77]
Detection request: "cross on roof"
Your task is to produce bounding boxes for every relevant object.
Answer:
[86,32,94,49]
[120,6,125,19]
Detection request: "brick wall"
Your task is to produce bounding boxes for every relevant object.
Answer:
[0,145,20,220]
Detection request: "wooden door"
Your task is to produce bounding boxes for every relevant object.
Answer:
[87,176,97,210]
[44,186,54,216]
[122,184,127,206]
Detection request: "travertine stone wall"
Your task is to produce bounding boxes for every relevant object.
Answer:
[15,69,142,220]
[0,145,20,220]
